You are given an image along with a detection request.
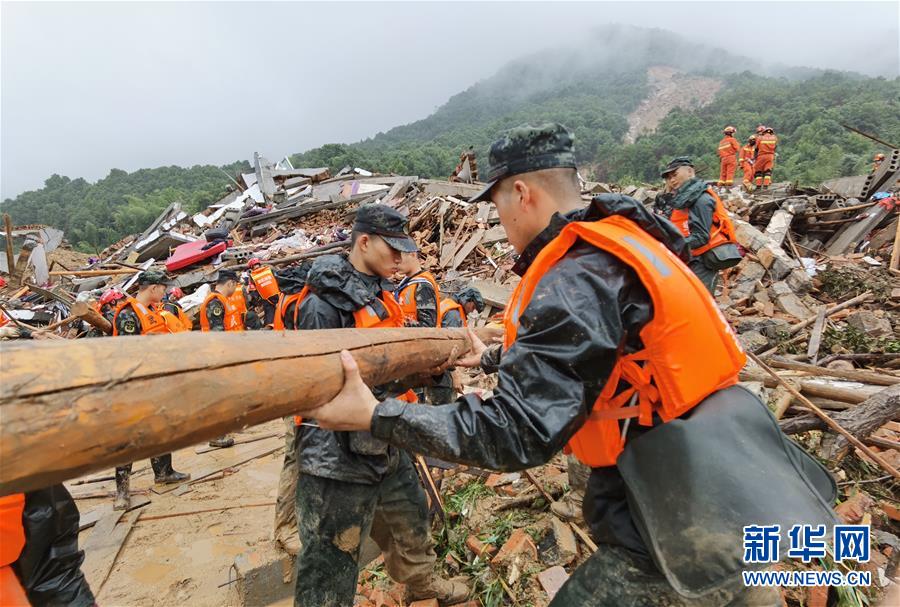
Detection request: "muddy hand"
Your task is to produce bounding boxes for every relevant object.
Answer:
[428,345,461,375]
[306,350,379,431]
[454,328,488,368]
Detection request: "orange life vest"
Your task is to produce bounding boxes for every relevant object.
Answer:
[756,134,777,155]
[0,493,29,606]
[438,298,467,327]
[717,136,740,158]
[396,271,441,326]
[199,291,244,332]
[158,302,191,333]
[250,265,281,301]
[273,291,304,331]
[113,297,169,335]
[669,188,738,256]
[503,215,745,468]
[293,287,410,424]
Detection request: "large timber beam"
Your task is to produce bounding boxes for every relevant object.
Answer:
[0,328,470,495]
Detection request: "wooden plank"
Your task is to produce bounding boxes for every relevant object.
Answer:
[82,509,141,592]
[451,227,486,270]
[0,328,472,494]
[79,495,151,532]
[154,441,282,495]
[806,307,827,365]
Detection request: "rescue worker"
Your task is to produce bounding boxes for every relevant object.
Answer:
[395,252,440,328]
[873,152,885,173]
[248,258,281,327]
[273,262,313,330]
[291,204,469,606]
[160,286,192,332]
[739,135,757,191]
[716,126,740,187]
[659,156,742,293]
[1,486,95,606]
[199,270,241,448]
[112,271,190,510]
[200,270,244,332]
[85,287,126,337]
[754,127,778,189]
[305,123,836,607]
[430,286,485,404]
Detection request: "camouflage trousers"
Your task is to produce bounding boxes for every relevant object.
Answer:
[274,418,298,545]
[293,452,437,607]
[549,544,780,607]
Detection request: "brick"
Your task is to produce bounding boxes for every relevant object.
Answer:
[538,566,570,600]
[448,603,479,607]
[465,534,496,558]
[492,529,537,567]
[409,600,439,607]
[550,517,578,566]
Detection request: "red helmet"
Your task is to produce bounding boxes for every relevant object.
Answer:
[248,258,261,269]
[99,288,125,306]
[756,125,766,134]
[167,286,184,299]
[723,126,736,134]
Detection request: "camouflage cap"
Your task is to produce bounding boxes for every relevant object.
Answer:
[457,286,485,313]
[137,269,171,286]
[353,203,418,253]
[470,123,577,202]
[660,156,694,178]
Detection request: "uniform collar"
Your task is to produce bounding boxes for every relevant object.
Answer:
[512,208,584,276]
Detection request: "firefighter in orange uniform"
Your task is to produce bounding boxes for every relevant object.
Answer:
[112,270,190,510]
[739,135,757,191]
[307,123,836,607]
[716,126,740,187]
[289,204,469,606]
[754,127,778,189]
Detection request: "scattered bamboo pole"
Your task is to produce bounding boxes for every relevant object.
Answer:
[747,352,900,480]
[766,356,899,387]
[48,269,140,277]
[788,291,872,336]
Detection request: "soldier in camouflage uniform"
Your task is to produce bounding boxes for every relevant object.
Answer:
[305,124,782,607]
[292,204,469,607]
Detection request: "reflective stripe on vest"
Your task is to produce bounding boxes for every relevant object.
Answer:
[113,297,169,335]
[396,271,441,326]
[717,136,739,157]
[502,215,745,467]
[669,188,738,256]
[250,266,281,301]
[199,292,243,332]
[438,298,467,327]
[294,289,406,425]
[757,136,777,155]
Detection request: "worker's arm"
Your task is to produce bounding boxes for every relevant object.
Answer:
[685,194,715,252]
[409,284,438,328]
[205,299,226,331]
[114,308,141,336]
[440,308,463,329]
[368,248,650,471]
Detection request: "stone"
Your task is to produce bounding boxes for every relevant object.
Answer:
[538,517,577,566]
[730,261,767,301]
[538,566,570,600]
[846,311,893,338]
[737,330,769,352]
[785,268,813,294]
[491,529,538,567]
[769,281,813,320]
[584,182,611,194]
[735,317,788,338]
[229,544,294,607]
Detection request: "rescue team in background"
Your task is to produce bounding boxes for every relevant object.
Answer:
[716,124,778,190]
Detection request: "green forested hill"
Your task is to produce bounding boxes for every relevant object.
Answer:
[3,26,898,251]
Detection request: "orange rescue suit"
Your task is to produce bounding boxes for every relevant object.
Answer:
[199,291,244,331]
[396,271,441,326]
[250,265,281,301]
[755,134,778,186]
[112,297,169,335]
[717,135,740,186]
[0,493,29,606]
[438,298,467,327]
[503,215,745,467]
[669,188,738,256]
[292,287,415,425]
[739,144,756,185]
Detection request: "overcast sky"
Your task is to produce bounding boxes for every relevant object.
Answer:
[2,1,898,200]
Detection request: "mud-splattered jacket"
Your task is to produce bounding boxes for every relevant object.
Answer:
[295,254,405,484]
[370,195,691,564]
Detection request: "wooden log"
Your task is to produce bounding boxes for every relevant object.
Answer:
[48,269,139,277]
[766,356,899,387]
[70,301,112,334]
[0,328,471,495]
[740,369,870,404]
[788,291,872,336]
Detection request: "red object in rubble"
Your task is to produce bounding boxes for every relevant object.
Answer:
[165,239,228,272]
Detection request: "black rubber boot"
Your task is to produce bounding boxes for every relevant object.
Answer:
[114,467,131,511]
[151,454,191,484]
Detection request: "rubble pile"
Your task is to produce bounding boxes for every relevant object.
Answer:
[1,154,898,606]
